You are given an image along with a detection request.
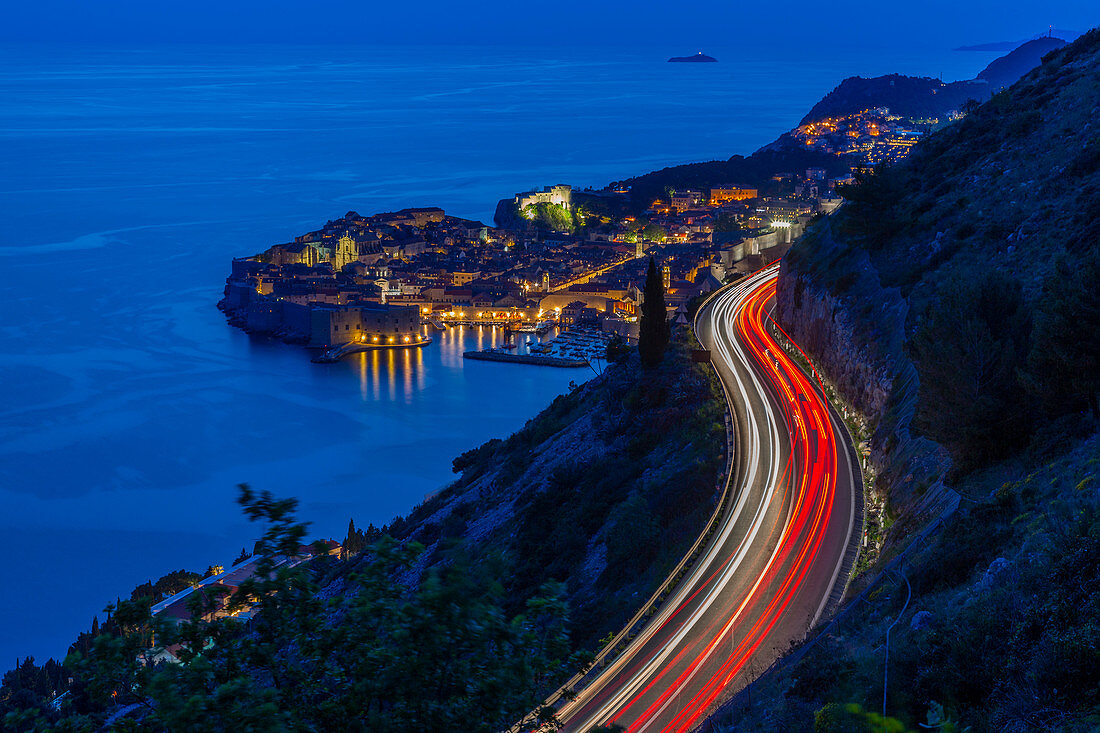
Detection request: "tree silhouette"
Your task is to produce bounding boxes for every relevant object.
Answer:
[639,257,670,368]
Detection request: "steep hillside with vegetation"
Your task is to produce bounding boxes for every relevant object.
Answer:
[347,328,726,650]
[711,28,1100,732]
[613,147,849,214]
[0,328,728,731]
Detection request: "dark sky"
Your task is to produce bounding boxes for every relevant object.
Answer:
[3,0,1096,48]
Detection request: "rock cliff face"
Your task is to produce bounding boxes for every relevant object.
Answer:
[777,255,962,595]
[775,236,898,426]
[775,227,953,527]
[493,197,523,229]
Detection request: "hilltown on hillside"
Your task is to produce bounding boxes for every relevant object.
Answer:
[219,104,942,358]
[219,178,835,354]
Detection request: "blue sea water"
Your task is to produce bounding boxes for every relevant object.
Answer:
[0,42,998,666]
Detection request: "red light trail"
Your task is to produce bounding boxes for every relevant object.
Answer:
[541,266,858,733]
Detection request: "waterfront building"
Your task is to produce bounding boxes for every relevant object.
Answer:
[309,303,422,348]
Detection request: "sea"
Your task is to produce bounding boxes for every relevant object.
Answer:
[0,42,999,666]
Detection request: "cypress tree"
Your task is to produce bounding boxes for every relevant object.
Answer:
[639,257,670,368]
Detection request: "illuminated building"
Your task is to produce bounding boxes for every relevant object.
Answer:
[309,303,422,348]
[514,184,572,210]
[709,186,759,204]
[670,190,704,211]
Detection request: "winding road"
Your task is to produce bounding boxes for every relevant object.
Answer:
[550,265,861,732]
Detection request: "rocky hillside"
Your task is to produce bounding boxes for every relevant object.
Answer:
[710,27,1100,732]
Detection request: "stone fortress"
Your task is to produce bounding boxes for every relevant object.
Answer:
[514,184,572,211]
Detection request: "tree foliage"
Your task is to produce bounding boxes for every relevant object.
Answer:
[2,485,578,731]
[522,202,576,233]
[909,271,1032,470]
[1025,249,1100,418]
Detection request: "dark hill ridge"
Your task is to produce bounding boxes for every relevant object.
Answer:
[798,74,988,123]
[799,36,1066,124]
[976,36,1067,90]
[707,27,1100,731]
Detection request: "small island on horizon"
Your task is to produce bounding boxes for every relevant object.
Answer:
[668,52,717,62]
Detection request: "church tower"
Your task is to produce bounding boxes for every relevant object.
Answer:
[335,233,356,270]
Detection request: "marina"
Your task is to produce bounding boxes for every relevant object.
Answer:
[463,327,617,367]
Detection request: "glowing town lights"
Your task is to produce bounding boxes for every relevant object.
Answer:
[372,336,379,342]
[388,337,394,343]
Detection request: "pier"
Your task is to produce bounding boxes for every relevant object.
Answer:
[312,336,433,363]
[463,351,589,368]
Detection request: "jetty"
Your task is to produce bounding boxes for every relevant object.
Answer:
[463,350,589,368]
[312,336,433,363]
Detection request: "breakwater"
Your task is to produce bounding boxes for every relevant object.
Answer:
[463,351,589,368]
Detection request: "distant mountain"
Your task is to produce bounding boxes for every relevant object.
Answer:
[956,29,1083,51]
[798,37,1066,124]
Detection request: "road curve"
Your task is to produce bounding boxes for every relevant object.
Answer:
[550,265,860,732]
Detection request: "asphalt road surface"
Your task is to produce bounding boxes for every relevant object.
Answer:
[553,265,860,732]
